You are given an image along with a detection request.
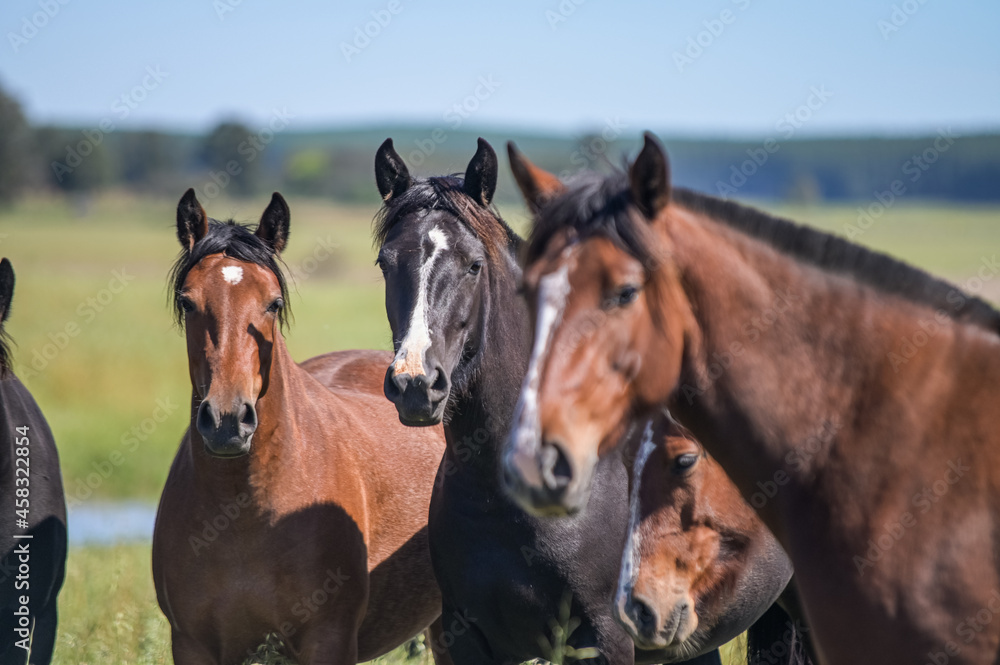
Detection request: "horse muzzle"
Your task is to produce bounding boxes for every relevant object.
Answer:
[383,365,450,426]
[196,399,257,457]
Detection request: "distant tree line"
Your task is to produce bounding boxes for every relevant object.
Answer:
[1,81,998,207]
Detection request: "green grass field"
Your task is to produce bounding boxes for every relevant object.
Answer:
[2,192,998,664]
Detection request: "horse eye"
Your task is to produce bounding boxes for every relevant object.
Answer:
[178,296,195,313]
[468,260,484,276]
[267,298,284,314]
[674,453,699,472]
[617,285,640,307]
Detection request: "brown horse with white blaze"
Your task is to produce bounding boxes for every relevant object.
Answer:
[618,415,813,663]
[152,190,447,665]
[502,135,1000,664]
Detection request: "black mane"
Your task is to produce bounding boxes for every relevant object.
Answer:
[528,171,1000,335]
[373,175,518,260]
[168,220,291,327]
[526,171,659,267]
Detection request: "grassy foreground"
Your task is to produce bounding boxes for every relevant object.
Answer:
[52,545,435,665]
[53,545,744,665]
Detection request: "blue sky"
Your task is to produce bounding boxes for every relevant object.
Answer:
[1,0,997,137]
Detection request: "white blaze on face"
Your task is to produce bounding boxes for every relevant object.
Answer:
[221,265,243,285]
[616,419,657,611]
[392,226,449,377]
[505,262,571,482]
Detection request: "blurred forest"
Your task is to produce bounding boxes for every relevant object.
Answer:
[3,81,999,208]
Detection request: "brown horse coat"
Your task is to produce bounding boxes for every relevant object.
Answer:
[152,192,446,665]
[504,136,1000,664]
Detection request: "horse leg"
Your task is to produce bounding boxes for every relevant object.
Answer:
[27,602,58,665]
[569,615,633,665]
[426,604,498,665]
[424,615,456,665]
[170,631,218,665]
[295,625,360,665]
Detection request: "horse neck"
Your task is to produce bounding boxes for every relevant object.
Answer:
[663,206,974,515]
[445,244,530,484]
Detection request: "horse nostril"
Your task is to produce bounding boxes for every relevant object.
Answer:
[540,440,573,491]
[238,402,257,436]
[429,366,449,394]
[196,400,219,437]
[629,596,659,636]
[384,367,405,401]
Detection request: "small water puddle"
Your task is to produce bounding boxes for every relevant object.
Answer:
[67,501,157,546]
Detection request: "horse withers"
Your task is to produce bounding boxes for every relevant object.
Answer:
[374,138,803,665]
[0,258,67,665]
[152,191,447,665]
[503,134,1000,664]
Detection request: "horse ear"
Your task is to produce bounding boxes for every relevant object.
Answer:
[177,188,208,252]
[463,138,498,206]
[507,142,565,213]
[629,132,671,221]
[256,192,291,254]
[0,258,14,326]
[375,138,411,202]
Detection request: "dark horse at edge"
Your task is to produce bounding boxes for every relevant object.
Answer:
[0,258,68,665]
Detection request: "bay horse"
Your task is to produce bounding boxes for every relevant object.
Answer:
[152,190,448,665]
[0,258,67,665]
[620,413,815,664]
[373,137,803,665]
[502,134,1000,664]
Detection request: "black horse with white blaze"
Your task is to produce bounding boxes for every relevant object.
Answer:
[372,138,801,665]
